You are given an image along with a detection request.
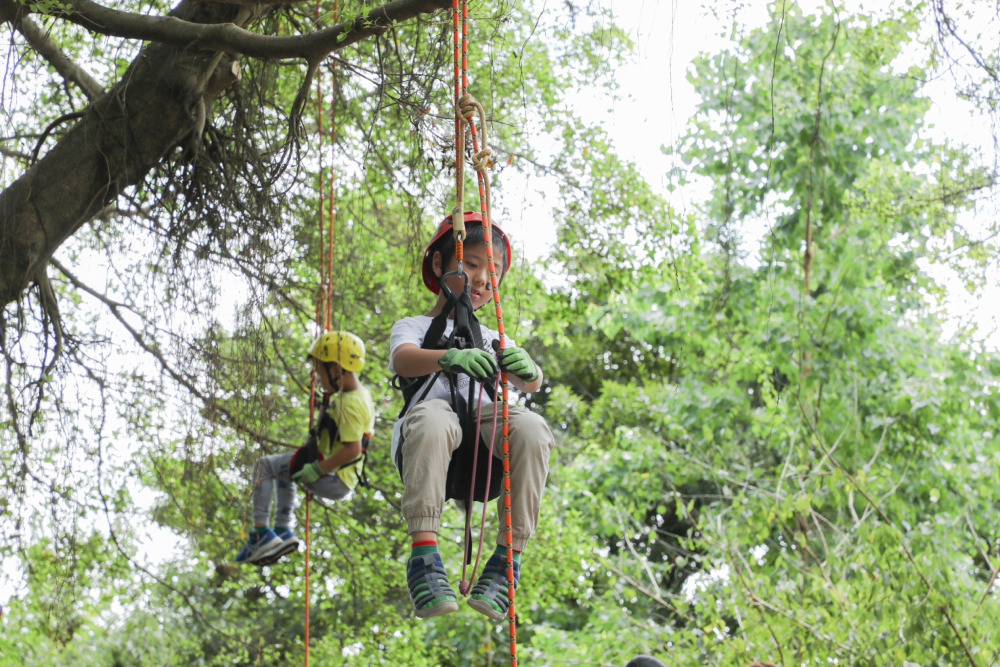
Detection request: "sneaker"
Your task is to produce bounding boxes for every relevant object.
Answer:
[274,528,300,553]
[254,528,300,566]
[467,553,520,621]
[407,552,459,619]
[235,529,283,564]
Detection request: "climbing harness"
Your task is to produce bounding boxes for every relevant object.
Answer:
[394,212,510,497]
[291,400,371,486]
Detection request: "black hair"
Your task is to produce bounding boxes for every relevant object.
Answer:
[625,657,667,667]
[432,222,509,282]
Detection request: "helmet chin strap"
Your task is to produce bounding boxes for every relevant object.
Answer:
[312,358,342,392]
[325,365,343,390]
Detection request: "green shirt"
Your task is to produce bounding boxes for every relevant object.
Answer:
[319,385,375,490]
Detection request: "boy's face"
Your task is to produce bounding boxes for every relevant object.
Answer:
[313,357,342,392]
[433,243,497,311]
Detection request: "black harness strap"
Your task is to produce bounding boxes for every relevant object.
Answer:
[352,435,371,489]
[290,403,333,475]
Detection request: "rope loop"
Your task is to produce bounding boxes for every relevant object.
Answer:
[458,93,489,149]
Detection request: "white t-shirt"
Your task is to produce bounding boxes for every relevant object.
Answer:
[389,315,515,462]
[389,315,515,409]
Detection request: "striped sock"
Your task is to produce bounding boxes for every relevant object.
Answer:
[493,545,521,563]
[411,539,439,559]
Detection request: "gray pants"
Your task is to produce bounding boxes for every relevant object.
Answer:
[252,452,351,528]
[400,399,555,551]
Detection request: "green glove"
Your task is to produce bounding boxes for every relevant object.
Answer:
[292,461,324,485]
[499,346,539,382]
[438,348,499,381]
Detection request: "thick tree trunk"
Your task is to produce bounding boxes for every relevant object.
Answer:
[0,0,243,307]
[0,0,450,308]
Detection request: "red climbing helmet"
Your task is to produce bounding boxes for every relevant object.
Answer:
[421,211,513,294]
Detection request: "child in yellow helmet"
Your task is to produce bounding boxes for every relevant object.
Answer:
[236,331,375,565]
[390,213,555,619]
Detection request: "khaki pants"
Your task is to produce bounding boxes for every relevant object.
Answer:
[400,398,555,552]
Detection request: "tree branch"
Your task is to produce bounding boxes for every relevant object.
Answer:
[0,145,32,161]
[932,0,999,84]
[12,11,105,100]
[31,111,85,164]
[0,0,452,309]
[35,265,64,380]
[0,0,24,23]
[43,0,450,61]
[51,258,297,451]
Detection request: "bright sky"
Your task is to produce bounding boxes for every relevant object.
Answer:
[501,0,1000,350]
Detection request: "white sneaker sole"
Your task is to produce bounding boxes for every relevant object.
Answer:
[254,540,299,566]
[245,538,284,564]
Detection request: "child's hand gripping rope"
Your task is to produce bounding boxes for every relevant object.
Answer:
[491,339,539,383]
[497,346,539,382]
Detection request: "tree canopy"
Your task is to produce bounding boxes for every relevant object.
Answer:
[1,0,999,665]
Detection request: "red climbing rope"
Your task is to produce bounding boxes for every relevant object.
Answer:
[452,1,517,664]
[303,480,312,666]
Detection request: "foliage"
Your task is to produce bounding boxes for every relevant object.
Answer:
[525,3,1000,665]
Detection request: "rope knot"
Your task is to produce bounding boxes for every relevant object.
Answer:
[472,148,493,172]
[458,93,481,122]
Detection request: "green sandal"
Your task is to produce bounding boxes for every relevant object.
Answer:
[407,552,459,619]
[467,553,520,621]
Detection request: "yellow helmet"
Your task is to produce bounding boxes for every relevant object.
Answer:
[307,331,366,372]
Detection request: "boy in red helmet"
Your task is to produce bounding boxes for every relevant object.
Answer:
[389,212,555,620]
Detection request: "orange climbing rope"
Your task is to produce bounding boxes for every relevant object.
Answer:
[304,1,340,664]
[452,1,518,664]
[316,0,339,335]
